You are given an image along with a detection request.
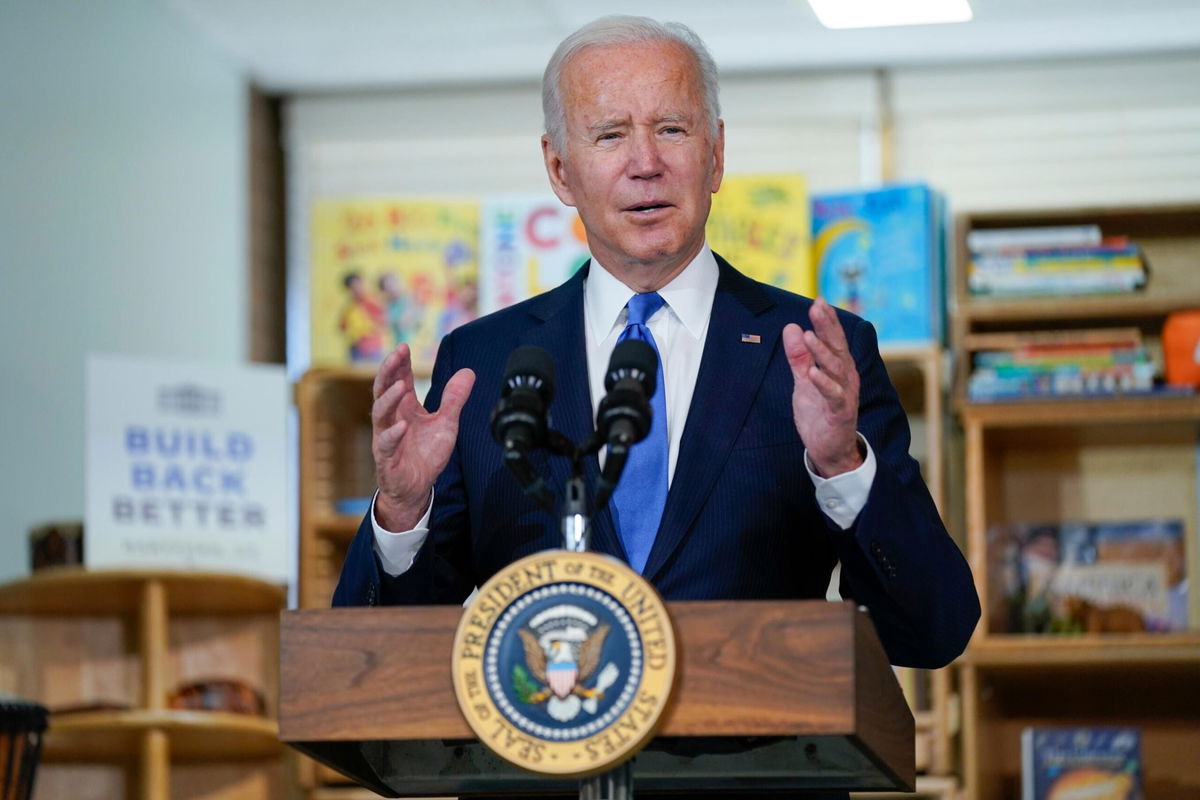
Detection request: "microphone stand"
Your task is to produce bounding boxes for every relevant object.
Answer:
[506,429,635,800]
[562,431,635,800]
[544,431,593,553]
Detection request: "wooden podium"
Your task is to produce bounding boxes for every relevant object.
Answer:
[279,599,914,796]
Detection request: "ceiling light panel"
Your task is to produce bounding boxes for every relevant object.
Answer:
[808,0,973,29]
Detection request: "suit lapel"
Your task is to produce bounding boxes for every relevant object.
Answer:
[517,264,624,561]
[642,257,778,580]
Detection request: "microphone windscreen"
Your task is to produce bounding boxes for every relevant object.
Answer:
[605,339,658,396]
[502,345,556,401]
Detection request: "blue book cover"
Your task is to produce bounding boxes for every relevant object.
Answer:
[811,183,944,346]
[1021,727,1142,800]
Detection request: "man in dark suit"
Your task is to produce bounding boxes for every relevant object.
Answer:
[333,15,978,671]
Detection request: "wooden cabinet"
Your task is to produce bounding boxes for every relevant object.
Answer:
[0,570,288,800]
[951,204,1200,800]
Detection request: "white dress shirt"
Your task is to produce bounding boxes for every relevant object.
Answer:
[370,245,876,576]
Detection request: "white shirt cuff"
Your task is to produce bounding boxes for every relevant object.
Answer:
[804,433,876,530]
[370,489,433,576]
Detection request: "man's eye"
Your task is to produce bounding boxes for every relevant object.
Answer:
[661,126,684,135]
[597,132,621,142]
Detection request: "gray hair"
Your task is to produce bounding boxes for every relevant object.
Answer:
[541,15,721,153]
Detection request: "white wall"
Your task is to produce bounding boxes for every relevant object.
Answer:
[893,53,1200,210]
[0,1,248,583]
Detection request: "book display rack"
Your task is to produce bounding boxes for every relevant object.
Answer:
[951,204,1200,800]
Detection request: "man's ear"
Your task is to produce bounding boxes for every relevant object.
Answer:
[542,135,577,207]
[709,119,726,194]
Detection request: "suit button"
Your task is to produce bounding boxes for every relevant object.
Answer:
[870,541,883,556]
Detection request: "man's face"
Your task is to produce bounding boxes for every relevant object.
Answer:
[542,40,725,291]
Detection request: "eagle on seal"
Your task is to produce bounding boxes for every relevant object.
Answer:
[519,622,610,700]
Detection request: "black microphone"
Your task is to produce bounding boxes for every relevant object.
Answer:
[491,346,556,452]
[596,339,657,447]
[592,339,658,512]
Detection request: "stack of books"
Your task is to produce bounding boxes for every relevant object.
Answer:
[967,224,1147,297]
[967,328,1158,401]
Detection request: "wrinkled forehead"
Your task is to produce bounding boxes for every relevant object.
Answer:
[558,40,705,122]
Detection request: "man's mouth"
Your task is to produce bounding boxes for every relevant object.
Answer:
[624,202,673,213]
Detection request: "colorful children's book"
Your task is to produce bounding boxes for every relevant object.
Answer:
[1021,727,1142,800]
[707,174,813,296]
[478,196,590,314]
[989,519,1187,634]
[310,198,480,374]
[812,183,944,346]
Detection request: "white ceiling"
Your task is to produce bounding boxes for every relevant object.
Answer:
[166,0,1200,93]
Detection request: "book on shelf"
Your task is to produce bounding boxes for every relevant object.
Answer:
[1021,726,1142,800]
[988,518,1187,635]
[964,327,1179,402]
[967,224,1102,253]
[812,183,945,346]
[969,267,1146,296]
[968,366,1156,400]
[967,223,1147,297]
[965,328,1143,352]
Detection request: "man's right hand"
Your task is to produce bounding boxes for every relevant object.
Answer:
[371,344,476,531]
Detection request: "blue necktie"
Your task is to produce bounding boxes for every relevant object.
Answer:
[611,292,669,574]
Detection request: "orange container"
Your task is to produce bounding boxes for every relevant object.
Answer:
[1162,311,1200,387]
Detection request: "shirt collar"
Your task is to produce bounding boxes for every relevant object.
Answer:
[584,244,719,343]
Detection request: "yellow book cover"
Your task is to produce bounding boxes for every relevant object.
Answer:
[310,199,479,375]
[706,174,813,296]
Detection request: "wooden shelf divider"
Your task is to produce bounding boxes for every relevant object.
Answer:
[0,569,288,800]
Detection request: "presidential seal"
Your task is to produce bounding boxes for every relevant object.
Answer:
[452,550,676,776]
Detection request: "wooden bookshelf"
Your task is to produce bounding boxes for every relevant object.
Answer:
[961,653,1198,800]
[42,710,282,761]
[960,394,1200,427]
[882,344,946,517]
[0,569,288,800]
[960,293,1198,324]
[951,203,1200,406]
[952,203,1200,800]
[295,369,378,611]
[962,634,1200,668]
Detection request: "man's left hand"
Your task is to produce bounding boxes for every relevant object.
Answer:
[783,298,863,478]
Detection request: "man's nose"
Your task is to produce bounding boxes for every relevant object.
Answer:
[627,130,664,179]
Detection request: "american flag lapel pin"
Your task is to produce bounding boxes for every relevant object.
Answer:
[740,333,761,344]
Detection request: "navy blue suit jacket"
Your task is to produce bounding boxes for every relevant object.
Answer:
[333,255,978,669]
